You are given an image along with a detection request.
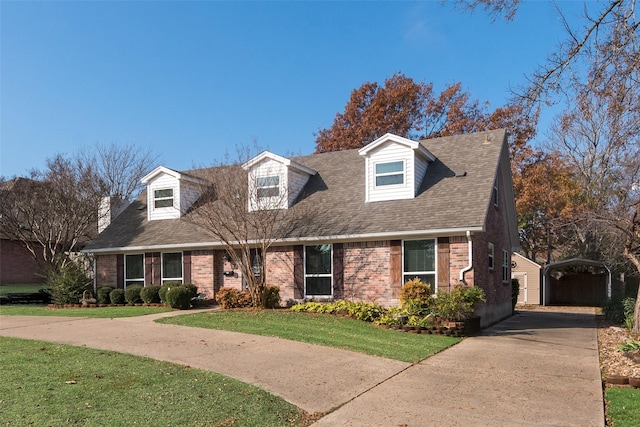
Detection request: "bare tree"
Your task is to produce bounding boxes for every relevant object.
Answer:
[0,155,106,272]
[187,146,311,308]
[80,142,159,202]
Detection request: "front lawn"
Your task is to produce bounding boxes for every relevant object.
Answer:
[157,309,460,363]
[0,304,173,318]
[0,337,311,426]
[606,387,640,427]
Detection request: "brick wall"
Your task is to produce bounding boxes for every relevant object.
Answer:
[0,239,45,284]
[343,241,395,306]
[191,250,215,298]
[95,254,118,287]
[266,246,296,303]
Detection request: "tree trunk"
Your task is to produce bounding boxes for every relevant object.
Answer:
[633,283,640,335]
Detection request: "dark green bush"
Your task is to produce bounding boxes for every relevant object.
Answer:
[97,286,114,304]
[603,296,627,324]
[140,285,161,304]
[109,288,126,305]
[183,283,199,300]
[46,261,92,305]
[159,284,171,304]
[435,285,486,320]
[124,285,143,304]
[216,287,252,309]
[264,285,281,309]
[165,285,191,310]
[512,278,520,313]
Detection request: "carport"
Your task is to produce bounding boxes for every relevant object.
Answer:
[542,258,611,306]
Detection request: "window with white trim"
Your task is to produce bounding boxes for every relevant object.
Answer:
[125,254,144,288]
[403,239,436,293]
[488,243,495,270]
[154,188,174,208]
[502,250,509,282]
[162,252,183,284]
[304,244,332,296]
[256,175,280,198]
[375,161,404,186]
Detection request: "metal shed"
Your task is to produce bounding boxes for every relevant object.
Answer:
[542,259,611,306]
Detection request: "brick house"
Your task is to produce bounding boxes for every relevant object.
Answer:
[83,129,519,326]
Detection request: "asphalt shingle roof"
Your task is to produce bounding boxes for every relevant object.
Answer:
[84,129,508,252]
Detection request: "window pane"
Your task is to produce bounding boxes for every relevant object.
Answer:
[376,174,404,186]
[257,176,279,187]
[306,277,332,296]
[257,187,280,198]
[162,252,182,279]
[154,199,173,208]
[404,240,435,272]
[154,189,173,198]
[306,245,332,274]
[125,254,144,280]
[376,161,404,174]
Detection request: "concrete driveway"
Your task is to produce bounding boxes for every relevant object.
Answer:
[0,307,604,426]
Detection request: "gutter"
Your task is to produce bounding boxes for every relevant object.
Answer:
[459,230,473,284]
[82,226,484,254]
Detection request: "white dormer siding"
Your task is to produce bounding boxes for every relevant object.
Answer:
[243,151,317,212]
[141,166,206,221]
[359,133,435,202]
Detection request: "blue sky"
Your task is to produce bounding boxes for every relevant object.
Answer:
[1,1,587,178]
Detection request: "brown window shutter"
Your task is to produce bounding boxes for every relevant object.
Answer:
[152,252,161,285]
[294,245,304,299]
[437,237,450,293]
[116,254,124,289]
[144,253,153,286]
[183,251,192,284]
[390,240,402,297]
[333,243,344,299]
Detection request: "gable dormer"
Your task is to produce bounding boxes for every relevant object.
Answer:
[141,166,206,221]
[242,151,316,211]
[358,133,435,202]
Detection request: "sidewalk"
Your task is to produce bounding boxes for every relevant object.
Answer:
[0,307,604,426]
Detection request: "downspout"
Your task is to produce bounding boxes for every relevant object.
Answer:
[459,230,473,285]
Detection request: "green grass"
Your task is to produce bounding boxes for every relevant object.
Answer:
[0,283,47,295]
[0,337,309,426]
[606,387,640,427]
[157,310,460,363]
[0,304,173,318]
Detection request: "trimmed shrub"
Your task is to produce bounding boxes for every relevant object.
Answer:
[435,285,486,320]
[159,284,171,304]
[216,287,252,309]
[124,285,143,304]
[183,283,199,300]
[165,285,191,310]
[109,288,126,305]
[140,285,161,304]
[264,285,281,309]
[97,286,114,304]
[400,278,434,315]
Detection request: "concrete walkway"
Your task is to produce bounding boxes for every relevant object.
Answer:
[0,307,604,426]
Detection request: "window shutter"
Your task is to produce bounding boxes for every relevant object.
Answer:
[116,254,124,289]
[145,253,153,286]
[437,237,450,293]
[293,245,304,299]
[152,252,162,285]
[390,240,402,297]
[183,251,192,284]
[333,243,344,299]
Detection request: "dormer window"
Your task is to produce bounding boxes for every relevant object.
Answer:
[257,176,280,198]
[154,188,174,208]
[375,161,405,186]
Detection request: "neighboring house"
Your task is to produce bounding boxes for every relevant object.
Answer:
[511,253,542,305]
[83,129,519,326]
